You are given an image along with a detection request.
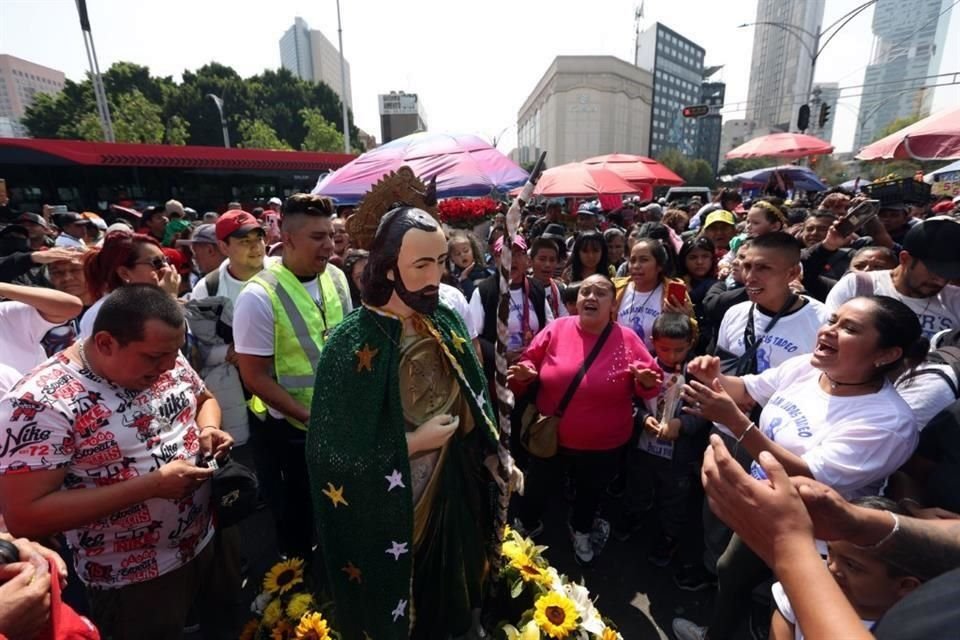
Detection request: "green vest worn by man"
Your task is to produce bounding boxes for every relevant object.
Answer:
[247,261,345,430]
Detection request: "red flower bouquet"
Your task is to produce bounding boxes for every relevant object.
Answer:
[438,197,499,229]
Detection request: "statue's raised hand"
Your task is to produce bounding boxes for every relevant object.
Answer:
[407,414,459,456]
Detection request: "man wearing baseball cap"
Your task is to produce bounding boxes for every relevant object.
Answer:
[178,223,224,276]
[826,218,960,338]
[52,212,91,249]
[263,197,283,245]
[15,212,53,251]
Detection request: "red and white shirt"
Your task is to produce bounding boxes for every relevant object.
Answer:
[0,352,214,589]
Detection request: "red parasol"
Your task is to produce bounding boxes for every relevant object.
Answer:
[855,106,960,161]
[726,132,834,160]
[582,153,685,187]
[532,162,639,197]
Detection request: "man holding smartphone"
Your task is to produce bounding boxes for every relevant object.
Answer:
[826,218,960,340]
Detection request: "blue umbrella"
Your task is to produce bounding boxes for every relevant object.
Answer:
[733,165,827,192]
[840,178,872,191]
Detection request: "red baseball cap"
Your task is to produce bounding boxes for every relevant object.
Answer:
[161,248,192,275]
[215,210,262,242]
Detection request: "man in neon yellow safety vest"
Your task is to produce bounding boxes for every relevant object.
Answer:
[233,193,351,558]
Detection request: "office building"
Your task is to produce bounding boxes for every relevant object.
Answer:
[853,0,953,149]
[745,0,825,132]
[635,23,705,159]
[516,56,653,168]
[0,55,65,138]
[696,66,726,173]
[378,91,427,143]
[812,82,839,144]
[279,17,352,109]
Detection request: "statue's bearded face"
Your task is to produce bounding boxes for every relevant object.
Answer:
[390,227,448,315]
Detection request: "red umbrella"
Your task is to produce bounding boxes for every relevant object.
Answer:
[856,106,960,161]
[582,153,685,186]
[726,133,834,160]
[532,163,639,197]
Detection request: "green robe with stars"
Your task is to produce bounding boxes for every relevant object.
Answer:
[306,304,500,640]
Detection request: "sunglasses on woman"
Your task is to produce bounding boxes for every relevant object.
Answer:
[134,256,170,271]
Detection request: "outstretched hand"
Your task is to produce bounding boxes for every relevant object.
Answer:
[507,363,537,384]
[682,378,743,427]
[701,435,814,567]
[686,355,721,385]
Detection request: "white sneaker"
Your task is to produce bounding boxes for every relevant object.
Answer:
[672,618,707,640]
[572,531,595,566]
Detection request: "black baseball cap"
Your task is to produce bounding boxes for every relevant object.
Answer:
[16,212,49,229]
[52,211,91,228]
[903,218,960,280]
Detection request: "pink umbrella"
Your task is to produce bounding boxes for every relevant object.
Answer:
[532,163,639,197]
[856,106,960,161]
[726,132,834,160]
[582,153,685,187]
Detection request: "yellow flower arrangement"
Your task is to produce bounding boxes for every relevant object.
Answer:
[533,592,580,639]
[295,611,332,640]
[286,593,316,621]
[271,619,295,640]
[263,558,306,595]
[263,598,284,627]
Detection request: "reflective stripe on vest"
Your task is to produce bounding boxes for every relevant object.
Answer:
[246,263,344,430]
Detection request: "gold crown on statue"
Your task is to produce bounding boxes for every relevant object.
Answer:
[347,166,439,251]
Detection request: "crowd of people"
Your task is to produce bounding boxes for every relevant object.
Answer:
[1,181,960,639]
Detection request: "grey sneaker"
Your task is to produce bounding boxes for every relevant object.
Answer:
[672,618,707,640]
[590,517,611,553]
[572,531,595,566]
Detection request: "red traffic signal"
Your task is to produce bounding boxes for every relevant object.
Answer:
[682,105,710,118]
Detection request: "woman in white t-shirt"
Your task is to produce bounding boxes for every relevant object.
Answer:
[615,238,692,350]
[672,295,926,640]
[79,231,181,338]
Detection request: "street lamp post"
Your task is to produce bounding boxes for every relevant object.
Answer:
[336,0,351,154]
[206,94,230,148]
[738,0,878,131]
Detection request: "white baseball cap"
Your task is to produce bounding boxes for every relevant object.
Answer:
[268,197,282,206]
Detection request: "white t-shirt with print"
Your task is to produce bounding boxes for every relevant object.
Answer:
[713,298,828,437]
[772,581,874,640]
[617,282,664,350]
[0,362,22,397]
[742,355,917,498]
[825,269,960,340]
[0,352,214,588]
[468,284,555,352]
[0,301,60,374]
[896,363,958,431]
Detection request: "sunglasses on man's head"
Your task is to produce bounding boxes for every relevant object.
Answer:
[134,256,170,271]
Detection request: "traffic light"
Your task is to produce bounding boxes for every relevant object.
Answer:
[682,104,710,118]
[819,103,831,129]
[797,104,811,132]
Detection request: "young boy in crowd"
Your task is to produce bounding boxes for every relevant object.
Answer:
[770,497,923,640]
[618,313,711,568]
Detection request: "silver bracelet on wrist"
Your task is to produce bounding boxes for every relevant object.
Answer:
[736,421,757,444]
[855,511,900,550]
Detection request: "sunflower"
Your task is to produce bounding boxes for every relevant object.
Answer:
[295,612,332,640]
[239,620,260,640]
[286,593,316,621]
[263,599,284,627]
[533,592,580,639]
[600,628,622,640]
[263,558,305,595]
[509,552,550,585]
[271,620,295,640]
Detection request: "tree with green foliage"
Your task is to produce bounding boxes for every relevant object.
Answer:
[656,148,716,187]
[237,119,291,150]
[21,60,360,150]
[873,115,922,142]
[67,89,177,144]
[300,108,344,152]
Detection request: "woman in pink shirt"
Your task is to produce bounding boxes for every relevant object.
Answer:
[509,274,661,566]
